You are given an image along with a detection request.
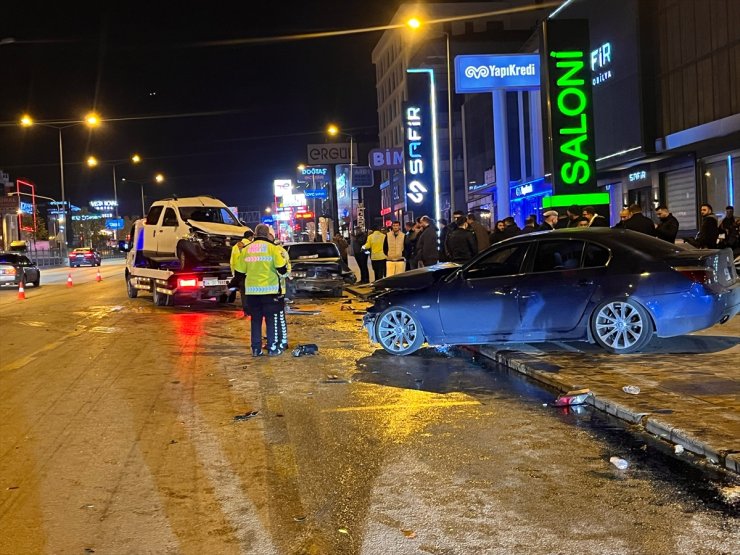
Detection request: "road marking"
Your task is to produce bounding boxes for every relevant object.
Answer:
[1,327,88,373]
[324,400,480,413]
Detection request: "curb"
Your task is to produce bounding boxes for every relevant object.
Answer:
[470,345,739,476]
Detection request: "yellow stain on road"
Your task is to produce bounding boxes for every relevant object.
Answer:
[324,400,480,413]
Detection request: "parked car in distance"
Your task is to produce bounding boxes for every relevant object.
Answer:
[0,252,40,287]
[284,241,356,297]
[69,247,102,267]
[363,228,740,356]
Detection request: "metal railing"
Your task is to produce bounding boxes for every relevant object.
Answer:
[24,247,126,268]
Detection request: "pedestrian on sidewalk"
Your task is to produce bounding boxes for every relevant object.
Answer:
[332,232,349,265]
[655,205,679,243]
[385,221,406,277]
[351,228,370,284]
[445,215,477,262]
[412,216,439,268]
[363,225,388,281]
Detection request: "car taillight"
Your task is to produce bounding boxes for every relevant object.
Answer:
[84,253,93,258]
[0,267,16,275]
[675,266,713,284]
[178,278,198,288]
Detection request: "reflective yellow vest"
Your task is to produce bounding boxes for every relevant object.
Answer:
[230,238,252,274]
[243,238,287,295]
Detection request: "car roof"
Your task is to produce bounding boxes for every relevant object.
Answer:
[154,196,227,207]
[0,252,25,261]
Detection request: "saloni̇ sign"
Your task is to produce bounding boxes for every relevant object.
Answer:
[540,18,604,207]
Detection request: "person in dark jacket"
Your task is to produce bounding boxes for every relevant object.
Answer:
[718,206,739,249]
[412,215,439,267]
[466,213,490,253]
[489,220,506,244]
[611,209,631,229]
[686,204,719,248]
[538,210,560,231]
[557,205,581,228]
[623,204,657,236]
[403,221,417,271]
[445,215,477,262]
[500,216,522,239]
[582,206,609,227]
[655,205,679,243]
[351,229,370,284]
[521,215,538,234]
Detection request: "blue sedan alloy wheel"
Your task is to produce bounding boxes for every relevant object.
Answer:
[591,298,653,354]
[376,307,425,355]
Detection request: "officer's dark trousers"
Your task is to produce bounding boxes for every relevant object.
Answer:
[246,295,282,351]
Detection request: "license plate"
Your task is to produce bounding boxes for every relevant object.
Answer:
[203,278,228,287]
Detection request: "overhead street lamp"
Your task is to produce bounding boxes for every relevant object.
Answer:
[406,19,455,215]
[86,153,142,239]
[121,173,165,218]
[327,124,356,234]
[19,112,102,246]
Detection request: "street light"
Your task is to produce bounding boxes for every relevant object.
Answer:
[19,112,102,246]
[121,173,164,217]
[406,18,455,215]
[86,153,142,238]
[327,124,355,234]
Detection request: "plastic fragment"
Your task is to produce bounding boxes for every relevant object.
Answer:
[610,456,629,470]
[234,410,259,422]
[622,385,640,395]
[553,388,592,406]
[674,445,684,454]
[338,528,349,535]
[402,529,417,538]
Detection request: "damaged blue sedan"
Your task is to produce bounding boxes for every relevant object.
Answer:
[363,228,740,355]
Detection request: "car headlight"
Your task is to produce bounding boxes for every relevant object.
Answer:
[291,271,307,278]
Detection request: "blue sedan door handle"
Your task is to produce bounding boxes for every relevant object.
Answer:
[577,279,594,286]
[493,285,516,294]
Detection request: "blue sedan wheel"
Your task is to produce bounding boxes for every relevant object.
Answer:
[591,299,653,354]
[376,307,425,356]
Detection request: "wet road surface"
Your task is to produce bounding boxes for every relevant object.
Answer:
[0,273,738,554]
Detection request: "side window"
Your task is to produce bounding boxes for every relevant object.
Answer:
[463,244,529,279]
[19,256,31,266]
[162,208,178,227]
[145,206,164,226]
[219,208,238,225]
[583,243,611,267]
[532,240,584,272]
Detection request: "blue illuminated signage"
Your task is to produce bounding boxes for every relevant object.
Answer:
[404,68,440,223]
[455,54,540,93]
[369,147,403,170]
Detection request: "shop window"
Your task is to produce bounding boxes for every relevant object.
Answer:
[704,160,730,216]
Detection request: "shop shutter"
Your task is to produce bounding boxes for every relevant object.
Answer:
[664,167,697,232]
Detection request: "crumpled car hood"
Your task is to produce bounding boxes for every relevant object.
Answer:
[371,262,460,292]
[187,221,249,236]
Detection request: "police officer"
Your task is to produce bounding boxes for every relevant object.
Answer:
[228,229,254,316]
[243,224,288,357]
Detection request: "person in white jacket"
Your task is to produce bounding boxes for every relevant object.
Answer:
[385,221,406,277]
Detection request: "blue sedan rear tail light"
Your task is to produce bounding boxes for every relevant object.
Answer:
[674,266,713,284]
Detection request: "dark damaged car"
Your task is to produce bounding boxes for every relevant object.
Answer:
[363,228,740,355]
[284,242,356,297]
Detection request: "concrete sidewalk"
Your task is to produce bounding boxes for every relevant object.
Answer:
[470,317,740,475]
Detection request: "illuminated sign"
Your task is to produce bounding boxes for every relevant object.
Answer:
[629,170,647,182]
[273,179,292,197]
[19,201,33,213]
[369,147,403,170]
[336,165,374,188]
[403,68,440,223]
[541,18,598,200]
[590,42,612,86]
[90,200,118,210]
[455,54,540,93]
[306,143,357,165]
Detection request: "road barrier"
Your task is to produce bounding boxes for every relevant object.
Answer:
[18,280,26,300]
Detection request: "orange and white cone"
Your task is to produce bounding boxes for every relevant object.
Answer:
[18,279,26,300]
[96,269,102,282]
[67,273,73,287]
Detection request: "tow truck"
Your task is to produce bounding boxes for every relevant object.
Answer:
[121,219,234,306]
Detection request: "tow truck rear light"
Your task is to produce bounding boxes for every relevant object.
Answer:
[675,266,713,284]
[177,278,198,288]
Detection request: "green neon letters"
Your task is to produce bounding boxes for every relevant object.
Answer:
[551,49,593,186]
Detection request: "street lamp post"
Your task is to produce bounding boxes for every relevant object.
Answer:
[87,153,141,239]
[19,113,101,247]
[122,173,164,218]
[327,124,356,235]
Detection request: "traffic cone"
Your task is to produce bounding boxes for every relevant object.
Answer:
[67,273,73,287]
[96,269,102,282]
[18,279,26,300]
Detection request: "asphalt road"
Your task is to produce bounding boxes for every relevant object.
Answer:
[0,266,737,554]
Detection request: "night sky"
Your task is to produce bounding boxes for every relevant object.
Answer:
[0,1,414,216]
